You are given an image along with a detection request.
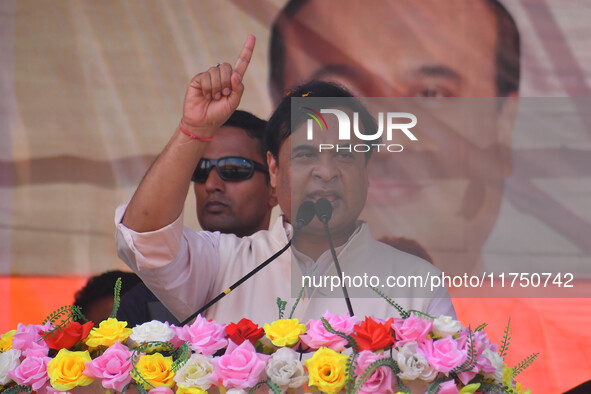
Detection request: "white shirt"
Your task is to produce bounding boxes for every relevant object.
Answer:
[116,204,455,324]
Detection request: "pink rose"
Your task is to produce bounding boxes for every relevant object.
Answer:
[11,322,51,357]
[8,355,51,391]
[437,380,460,394]
[392,313,433,346]
[354,350,395,393]
[175,315,227,356]
[84,341,132,392]
[300,311,357,351]
[210,340,268,389]
[148,387,174,394]
[419,337,466,374]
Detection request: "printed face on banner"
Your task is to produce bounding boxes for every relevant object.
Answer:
[273,0,515,273]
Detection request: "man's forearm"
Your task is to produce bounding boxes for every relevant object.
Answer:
[121,128,208,232]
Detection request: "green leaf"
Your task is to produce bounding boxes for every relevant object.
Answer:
[276,297,287,320]
[499,318,512,360]
[512,352,539,377]
[370,286,409,318]
[320,317,359,353]
[110,277,122,319]
[452,326,477,374]
[351,358,400,394]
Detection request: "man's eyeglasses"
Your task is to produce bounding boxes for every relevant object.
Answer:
[191,156,268,183]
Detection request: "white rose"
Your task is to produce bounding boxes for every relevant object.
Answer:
[227,389,248,394]
[432,315,463,338]
[481,348,504,383]
[130,320,176,344]
[395,342,438,382]
[173,354,214,390]
[265,347,308,391]
[0,349,21,385]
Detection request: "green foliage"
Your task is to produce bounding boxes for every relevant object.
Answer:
[110,277,122,319]
[320,317,359,353]
[475,322,488,331]
[452,327,477,374]
[267,378,283,394]
[289,285,306,319]
[2,385,32,394]
[426,377,449,393]
[406,310,434,319]
[512,352,539,377]
[249,378,282,394]
[351,358,400,394]
[370,286,409,318]
[40,305,86,340]
[276,297,287,320]
[42,305,85,326]
[499,318,512,360]
[346,352,359,393]
[171,342,192,372]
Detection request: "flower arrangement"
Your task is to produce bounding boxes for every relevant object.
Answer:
[0,280,537,393]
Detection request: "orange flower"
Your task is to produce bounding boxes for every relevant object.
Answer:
[350,317,395,351]
[42,321,94,350]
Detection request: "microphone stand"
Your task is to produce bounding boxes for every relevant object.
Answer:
[316,198,354,317]
[180,201,316,326]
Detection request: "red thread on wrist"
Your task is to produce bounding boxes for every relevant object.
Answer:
[179,121,214,142]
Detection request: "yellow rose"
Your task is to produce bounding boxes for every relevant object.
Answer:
[0,330,16,351]
[46,349,94,391]
[304,347,349,394]
[263,318,306,347]
[131,353,176,389]
[177,385,207,394]
[460,383,481,393]
[84,317,132,348]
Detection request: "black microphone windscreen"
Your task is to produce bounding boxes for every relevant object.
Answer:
[296,201,315,229]
[315,198,333,223]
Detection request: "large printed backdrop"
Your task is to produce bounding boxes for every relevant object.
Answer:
[1,1,591,392]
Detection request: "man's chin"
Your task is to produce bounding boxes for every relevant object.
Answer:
[201,216,234,233]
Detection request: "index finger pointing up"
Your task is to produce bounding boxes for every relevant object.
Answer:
[233,35,256,78]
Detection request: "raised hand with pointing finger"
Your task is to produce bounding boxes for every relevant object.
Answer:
[180,35,256,140]
[121,35,257,233]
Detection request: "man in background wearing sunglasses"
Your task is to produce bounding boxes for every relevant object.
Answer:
[117,109,276,327]
[192,110,276,238]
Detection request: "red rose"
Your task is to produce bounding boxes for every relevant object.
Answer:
[42,321,94,350]
[350,317,395,351]
[224,318,264,345]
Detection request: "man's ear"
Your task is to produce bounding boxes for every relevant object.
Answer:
[267,151,278,188]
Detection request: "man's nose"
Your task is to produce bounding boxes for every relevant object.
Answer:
[311,157,340,182]
[204,168,225,192]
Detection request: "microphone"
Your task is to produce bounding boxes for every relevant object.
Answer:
[180,201,315,326]
[315,198,354,317]
[295,200,315,232]
[314,197,332,223]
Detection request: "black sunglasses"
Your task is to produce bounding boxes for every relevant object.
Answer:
[191,156,268,183]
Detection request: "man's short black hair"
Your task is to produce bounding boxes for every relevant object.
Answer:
[265,80,377,162]
[73,270,142,319]
[222,110,268,160]
[269,0,520,99]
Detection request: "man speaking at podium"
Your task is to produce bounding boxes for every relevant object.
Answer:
[115,36,454,324]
